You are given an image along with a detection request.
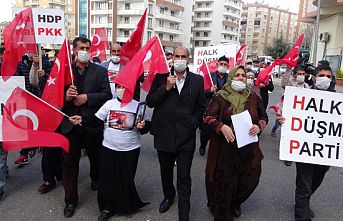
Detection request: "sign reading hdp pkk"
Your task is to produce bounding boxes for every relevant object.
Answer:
[280,86,343,167]
[13,7,65,45]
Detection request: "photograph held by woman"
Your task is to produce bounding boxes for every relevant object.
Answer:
[203,66,268,221]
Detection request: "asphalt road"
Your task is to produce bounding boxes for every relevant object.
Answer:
[1,78,343,221]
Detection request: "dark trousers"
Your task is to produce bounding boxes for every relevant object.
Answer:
[295,162,330,221]
[62,126,103,205]
[199,123,210,151]
[158,150,194,221]
[41,148,62,183]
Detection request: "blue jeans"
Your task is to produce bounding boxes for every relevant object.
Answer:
[0,142,8,192]
[271,119,279,133]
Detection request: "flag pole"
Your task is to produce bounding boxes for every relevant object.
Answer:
[156,35,171,73]
[38,44,43,70]
[21,87,70,118]
[65,38,74,85]
[204,62,214,86]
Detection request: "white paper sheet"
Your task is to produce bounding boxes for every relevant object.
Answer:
[231,110,258,148]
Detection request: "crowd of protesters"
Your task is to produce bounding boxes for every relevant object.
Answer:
[0,36,339,221]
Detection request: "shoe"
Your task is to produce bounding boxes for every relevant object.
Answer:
[233,205,241,217]
[64,204,76,218]
[284,161,292,166]
[14,155,29,165]
[91,180,100,191]
[159,198,174,213]
[98,210,113,221]
[0,190,5,204]
[199,147,205,156]
[310,208,315,218]
[38,181,56,194]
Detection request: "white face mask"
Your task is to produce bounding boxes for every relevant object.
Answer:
[315,77,331,90]
[251,66,258,71]
[246,79,254,88]
[77,50,90,63]
[296,75,305,83]
[217,66,227,74]
[231,80,246,92]
[115,88,125,100]
[246,65,252,69]
[174,60,187,73]
[111,55,120,63]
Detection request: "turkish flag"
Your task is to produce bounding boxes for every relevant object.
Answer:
[198,62,213,91]
[41,39,73,109]
[1,7,36,79]
[115,36,169,104]
[236,45,247,66]
[207,59,218,73]
[120,9,147,64]
[2,87,69,152]
[281,34,304,67]
[90,28,109,62]
[255,61,276,87]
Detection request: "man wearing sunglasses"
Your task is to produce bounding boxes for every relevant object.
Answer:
[278,65,334,221]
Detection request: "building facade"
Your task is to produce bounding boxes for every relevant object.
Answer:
[0,22,10,44]
[15,0,76,40]
[240,3,298,58]
[192,0,243,48]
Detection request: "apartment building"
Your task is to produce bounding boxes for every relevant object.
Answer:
[76,0,190,53]
[0,22,10,44]
[240,3,298,58]
[192,0,243,48]
[15,0,76,40]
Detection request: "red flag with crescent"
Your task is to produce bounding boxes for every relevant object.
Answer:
[2,87,69,152]
[236,45,247,66]
[116,36,169,105]
[198,62,213,91]
[280,34,304,67]
[120,9,147,64]
[1,7,37,79]
[90,27,109,62]
[41,39,73,108]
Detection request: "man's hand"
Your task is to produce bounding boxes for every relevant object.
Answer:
[73,94,88,106]
[249,124,261,136]
[277,115,285,126]
[166,74,176,91]
[210,85,217,93]
[221,124,235,143]
[136,120,145,129]
[69,115,82,125]
[32,54,40,67]
[37,69,45,77]
[260,82,266,88]
[66,85,78,102]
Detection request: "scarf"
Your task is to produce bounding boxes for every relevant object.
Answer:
[218,66,250,114]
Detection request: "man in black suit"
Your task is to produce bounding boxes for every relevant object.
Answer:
[59,36,112,218]
[147,47,206,221]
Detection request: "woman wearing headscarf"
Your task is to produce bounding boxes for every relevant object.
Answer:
[204,66,268,221]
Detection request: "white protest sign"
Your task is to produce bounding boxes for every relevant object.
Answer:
[13,7,65,45]
[0,76,26,141]
[280,86,343,167]
[193,44,239,74]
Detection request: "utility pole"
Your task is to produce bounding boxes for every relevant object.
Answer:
[312,0,321,65]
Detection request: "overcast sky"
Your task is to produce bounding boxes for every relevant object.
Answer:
[0,0,300,23]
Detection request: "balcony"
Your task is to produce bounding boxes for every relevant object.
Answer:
[117,9,144,16]
[116,36,129,43]
[193,36,212,41]
[48,0,66,5]
[192,26,212,31]
[223,11,240,19]
[156,0,184,11]
[90,9,112,15]
[194,7,213,12]
[193,16,212,22]
[221,39,238,44]
[155,12,183,23]
[222,20,239,28]
[155,26,182,35]
[222,29,239,36]
[24,0,40,6]
[90,23,113,28]
[224,1,242,11]
[117,23,136,29]
[161,40,182,48]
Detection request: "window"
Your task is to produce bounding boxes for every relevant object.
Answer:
[204,22,209,27]
[159,33,163,40]
[197,13,201,18]
[124,30,130,37]
[195,22,200,27]
[169,35,174,41]
[125,3,130,10]
[171,10,175,17]
[204,32,208,37]
[205,13,209,18]
[170,23,175,29]
[160,7,164,14]
[124,17,130,24]
[148,4,153,15]
[159,20,164,27]
[148,18,152,28]
[195,41,199,46]
[196,32,200,37]
[197,3,202,7]
[206,3,210,7]
[203,41,208,46]
[254,20,260,26]
[147,31,152,40]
